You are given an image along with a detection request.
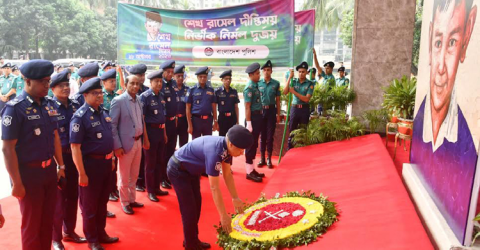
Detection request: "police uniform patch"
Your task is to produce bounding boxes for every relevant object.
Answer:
[248,92,252,97]
[72,123,80,133]
[215,162,222,171]
[2,115,12,126]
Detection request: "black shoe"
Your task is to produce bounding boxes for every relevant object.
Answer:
[148,193,159,202]
[246,172,262,182]
[257,156,266,167]
[122,205,134,215]
[52,241,65,250]
[63,232,87,243]
[106,211,115,218]
[161,181,172,189]
[251,169,265,178]
[155,188,169,196]
[136,185,145,192]
[183,240,211,249]
[109,193,118,202]
[88,242,105,250]
[201,173,208,177]
[99,235,119,244]
[130,201,144,208]
[267,157,273,169]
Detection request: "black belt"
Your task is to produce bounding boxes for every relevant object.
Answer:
[192,114,212,119]
[263,105,276,110]
[134,134,143,141]
[62,147,72,154]
[24,158,52,168]
[85,152,113,160]
[252,110,263,115]
[293,104,309,109]
[148,123,165,129]
[171,156,187,172]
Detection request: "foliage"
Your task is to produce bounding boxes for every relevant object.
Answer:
[412,0,424,75]
[309,79,356,113]
[291,110,365,148]
[382,76,417,120]
[339,9,354,48]
[302,0,354,31]
[472,212,480,245]
[362,109,389,133]
[216,191,338,250]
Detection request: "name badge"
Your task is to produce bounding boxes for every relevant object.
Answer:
[91,121,101,127]
[34,128,41,136]
[57,115,66,121]
[27,115,40,120]
[97,133,102,139]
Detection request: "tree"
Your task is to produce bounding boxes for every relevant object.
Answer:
[339,9,354,48]
[301,0,354,31]
[411,0,423,75]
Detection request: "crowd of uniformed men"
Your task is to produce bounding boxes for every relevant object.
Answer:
[0,48,349,250]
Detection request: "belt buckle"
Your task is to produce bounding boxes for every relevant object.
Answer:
[41,159,51,168]
[169,116,175,121]
[201,115,208,119]
[177,114,183,118]
[297,105,302,108]
[264,106,269,109]
[225,112,231,117]
[106,152,113,160]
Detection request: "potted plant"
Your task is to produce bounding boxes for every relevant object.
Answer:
[382,76,416,136]
[362,109,389,134]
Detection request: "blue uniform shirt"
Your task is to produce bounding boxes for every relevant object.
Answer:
[186,84,216,116]
[215,86,239,113]
[161,79,179,117]
[1,92,58,164]
[174,136,232,176]
[73,93,85,106]
[138,84,149,95]
[140,89,166,124]
[174,84,189,116]
[51,97,81,147]
[69,103,113,155]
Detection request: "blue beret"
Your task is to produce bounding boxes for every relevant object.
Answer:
[226,125,253,149]
[160,60,175,69]
[261,60,272,69]
[1,62,12,68]
[50,69,71,88]
[100,68,116,80]
[195,66,208,75]
[78,77,102,94]
[219,70,232,79]
[338,66,345,72]
[296,61,308,71]
[245,63,260,74]
[129,64,147,74]
[19,59,54,80]
[174,65,185,74]
[147,69,164,79]
[102,61,113,70]
[324,61,335,68]
[78,63,99,78]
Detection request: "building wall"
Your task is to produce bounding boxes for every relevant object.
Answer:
[351,0,416,118]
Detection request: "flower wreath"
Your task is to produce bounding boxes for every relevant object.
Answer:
[216,191,338,250]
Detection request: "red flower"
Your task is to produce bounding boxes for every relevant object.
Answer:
[243,202,306,231]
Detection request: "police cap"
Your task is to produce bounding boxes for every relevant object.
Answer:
[147,69,164,80]
[50,69,70,88]
[338,66,345,72]
[296,61,308,71]
[102,61,113,70]
[19,59,54,80]
[226,125,253,149]
[1,62,12,68]
[261,60,272,70]
[78,77,102,94]
[129,64,147,74]
[219,70,232,79]
[174,65,185,75]
[245,62,260,74]
[324,61,335,68]
[195,66,208,76]
[78,62,99,78]
[160,60,175,70]
[100,68,116,80]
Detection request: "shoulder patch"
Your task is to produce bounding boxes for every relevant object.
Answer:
[6,97,22,106]
[73,107,87,118]
[215,162,222,171]
[70,98,80,104]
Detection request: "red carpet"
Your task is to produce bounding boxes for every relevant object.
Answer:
[0,155,275,250]
[261,134,433,249]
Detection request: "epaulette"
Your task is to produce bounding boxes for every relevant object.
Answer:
[70,98,80,105]
[5,96,23,106]
[73,106,88,118]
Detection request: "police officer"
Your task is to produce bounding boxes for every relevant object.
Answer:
[167,125,252,250]
[283,62,314,149]
[215,70,239,136]
[101,69,120,203]
[159,60,178,189]
[308,68,318,85]
[186,66,218,139]
[73,62,100,106]
[1,59,66,250]
[0,62,17,110]
[13,67,25,96]
[173,65,190,147]
[49,69,86,250]
[141,70,170,202]
[336,67,350,87]
[313,48,335,87]
[257,60,280,168]
[99,61,113,77]
[70,77,119,250]
[243,63,265,183]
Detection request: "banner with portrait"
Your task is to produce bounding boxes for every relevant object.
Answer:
[117,0,295,67]
[411,0,480,245]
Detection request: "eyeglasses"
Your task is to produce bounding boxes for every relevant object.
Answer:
[88,91,104,96]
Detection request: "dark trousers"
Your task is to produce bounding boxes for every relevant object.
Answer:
[167,158,202,250]
[52,153,79,241]
[218,113,237,137]
[18,162,57,250]
[260,107,276,155]
[79,158,112,243]
[288,106,310,149]
[177,116,189,147]
[144,126,166,193]
[245,113,263,164]
[164,118,177,181]
[192,116,213,140]
[136,153,145,187]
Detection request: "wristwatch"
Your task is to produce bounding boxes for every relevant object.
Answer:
[57,165,65,170]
